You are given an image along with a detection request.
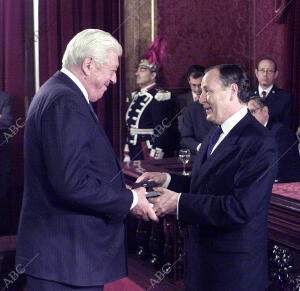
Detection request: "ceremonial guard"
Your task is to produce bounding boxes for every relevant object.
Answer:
[124,37,176,266]
[124,36,176,161]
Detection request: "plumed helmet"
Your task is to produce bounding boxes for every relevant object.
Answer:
[138,36,167,73]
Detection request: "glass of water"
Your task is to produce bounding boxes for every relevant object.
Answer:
[178,148,191,176]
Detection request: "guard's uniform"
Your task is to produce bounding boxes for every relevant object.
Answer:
[125,85,175,160]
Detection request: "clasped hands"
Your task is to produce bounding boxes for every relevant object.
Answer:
[130,172,179,222]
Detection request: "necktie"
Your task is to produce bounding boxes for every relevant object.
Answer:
[88,103,99,121]
[194,95,200,102]
[207,126,223,158]
[261,91,267,99]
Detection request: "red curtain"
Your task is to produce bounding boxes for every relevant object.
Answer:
[0,0,123,232]
[38,0,124,155]
[0,0,26,232]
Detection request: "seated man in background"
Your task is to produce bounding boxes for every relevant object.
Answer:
[176,65,205,111]
[250,57,293,128]
[180,101,213,154]
[176,65,213,154]
[248,96,300,182]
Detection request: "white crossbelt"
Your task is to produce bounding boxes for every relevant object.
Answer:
[129,128,154,135]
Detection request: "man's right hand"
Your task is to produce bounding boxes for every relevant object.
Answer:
[130,187,158,222]
[135,172,167,187]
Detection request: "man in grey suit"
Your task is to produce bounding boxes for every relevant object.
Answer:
[137,64,278,290]
[176,65,205,111]
[16,29,157,290]
[176,65,212,153]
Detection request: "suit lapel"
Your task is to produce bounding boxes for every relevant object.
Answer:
[57,71,124,184]
[191,137,238,186]
[191,113,252,186]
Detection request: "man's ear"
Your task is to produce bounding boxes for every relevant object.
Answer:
[82,57,93,76]
[262,106,269,115]
[255,69,259,79]
[151,71,157,82]
[230,83,238,101]
[274,70,279,80]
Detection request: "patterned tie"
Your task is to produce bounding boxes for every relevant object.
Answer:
[207,126,223,158]
[261,91,267,99]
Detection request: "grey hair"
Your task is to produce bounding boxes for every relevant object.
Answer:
[62,29,122,68]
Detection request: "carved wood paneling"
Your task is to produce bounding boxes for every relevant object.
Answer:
[124,0,157,101]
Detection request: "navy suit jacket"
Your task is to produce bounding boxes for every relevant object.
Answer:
[250,85,293,128]
[175,91,194,112]
[180,101,213,154]
[267,120,300,182]
[170,112,277,290]
[16,72,133,286]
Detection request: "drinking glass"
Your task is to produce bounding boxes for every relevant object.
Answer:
[178,148,191,176]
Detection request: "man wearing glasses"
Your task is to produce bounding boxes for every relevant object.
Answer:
[250,57,293,128]
[248,96,300,182]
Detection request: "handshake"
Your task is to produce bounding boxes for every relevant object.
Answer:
[130,172,180,222]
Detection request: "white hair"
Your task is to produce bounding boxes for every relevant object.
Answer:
[62,29,122,68]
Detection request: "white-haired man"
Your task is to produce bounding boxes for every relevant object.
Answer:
[16,29,157,290]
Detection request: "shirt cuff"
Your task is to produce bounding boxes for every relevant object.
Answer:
[196,143,202,151]
[130,189,138,209]
[161,173,171,188]
[176,193,182,220]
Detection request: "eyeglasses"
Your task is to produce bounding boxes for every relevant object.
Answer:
[257,69,275,74]
[249,108,262,114]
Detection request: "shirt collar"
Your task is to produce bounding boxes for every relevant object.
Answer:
[61,67,89,104]
[192,92,200,102]
[220,106,248,136]
[140,82,156,93]
[258,85,273,97]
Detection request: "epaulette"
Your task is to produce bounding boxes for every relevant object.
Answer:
[131,91,139,100]
[154,90,171,101]
[131,91,139,97]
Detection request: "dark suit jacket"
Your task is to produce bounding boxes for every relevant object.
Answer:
[250,85,293,128]
[170,112,277,290]
[175,91,194,112]
[267,120,300,182]
[175,91,194,139]
[0,91,13,174]
[16,72,133,286]
[180,101,213,154]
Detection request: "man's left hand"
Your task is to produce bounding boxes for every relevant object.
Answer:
[149,187,179,217]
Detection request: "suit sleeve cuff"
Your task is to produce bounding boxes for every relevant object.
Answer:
[196,143,202,151]
[130,189,138,209]
[162,173,171,188]
[177,193,182,220]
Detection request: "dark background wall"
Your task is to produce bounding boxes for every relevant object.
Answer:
[156,0,298,127]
